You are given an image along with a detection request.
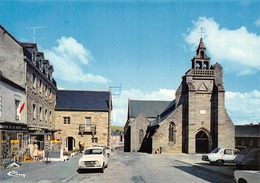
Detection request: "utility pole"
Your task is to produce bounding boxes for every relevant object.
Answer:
[27,26,48,42]
[108,85,121,149]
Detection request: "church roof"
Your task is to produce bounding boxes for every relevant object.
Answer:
[128,100,172,119]
[235,124,260,137]
[56,90,110,111]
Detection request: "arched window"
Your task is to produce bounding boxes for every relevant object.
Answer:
[139,129,144,145]
[169,122,176,142]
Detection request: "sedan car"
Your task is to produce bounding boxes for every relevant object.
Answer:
[234,170,260,183]
[234,148,260,170]
[202,148,240,165]
[78,147,108,173]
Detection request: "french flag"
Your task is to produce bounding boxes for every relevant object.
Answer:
[19,103,25,113]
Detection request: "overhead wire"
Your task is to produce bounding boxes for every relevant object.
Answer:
[67,0,120,85]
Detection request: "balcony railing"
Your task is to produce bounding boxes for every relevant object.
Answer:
[79,124,96,133]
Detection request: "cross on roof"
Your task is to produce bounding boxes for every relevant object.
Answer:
[199,27,205,38]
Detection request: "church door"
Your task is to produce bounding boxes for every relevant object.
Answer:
[196,131,209,153]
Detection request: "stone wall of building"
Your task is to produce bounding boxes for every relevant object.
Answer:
[26,65,56,130]
[152,106,183,153]
[0,27,26,88]
[54,110,109,151]
[129,113,149,152]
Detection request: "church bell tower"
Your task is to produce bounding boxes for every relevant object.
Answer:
[180,37,235,154]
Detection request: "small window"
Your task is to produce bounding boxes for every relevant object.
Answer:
[85,117,91,124]
[39,107,43,122]
[45,109,48,123]
[33,73,37,89]
[139,129,144,145]
[33,104,36,120]
[169,122,176,142]
[63,117,70,124]
[92,137,98,144]
[15,100,20,120]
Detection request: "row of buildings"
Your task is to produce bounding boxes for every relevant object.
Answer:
[0,25,113,160]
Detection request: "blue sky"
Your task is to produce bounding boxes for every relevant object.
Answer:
[1,0,259,126]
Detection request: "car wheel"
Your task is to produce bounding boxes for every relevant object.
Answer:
[216,159,224,166]
[238,178,247,183]
[100,164,105,173]
[210,162,215,165]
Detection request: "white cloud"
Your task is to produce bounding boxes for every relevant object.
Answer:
[225,90,260,124]
[111,88,176,126]
[111,88,260,127]
[44,37,111,84]
[185,17,260,75]
[254,18,260,27]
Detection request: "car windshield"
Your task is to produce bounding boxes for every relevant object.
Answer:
[84,149,103,155]
[211,148,221,153]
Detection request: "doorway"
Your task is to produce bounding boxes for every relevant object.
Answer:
[66,136,75,151]
[196,131,209,153]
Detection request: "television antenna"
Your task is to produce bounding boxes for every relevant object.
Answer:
[27,26,48,42]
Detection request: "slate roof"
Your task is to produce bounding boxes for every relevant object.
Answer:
[235,124,260,138]
[56,90,110,111]
[128,100,172,119]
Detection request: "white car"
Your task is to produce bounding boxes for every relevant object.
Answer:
[78,147,108,173]
[234,170,260,183]
[202,148,240,165]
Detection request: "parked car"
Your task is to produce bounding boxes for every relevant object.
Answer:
[234,170,260,183]
[78,147,108,173]
[202,148,240,165]
[234,148,260,170]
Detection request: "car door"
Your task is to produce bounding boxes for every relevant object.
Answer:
[222,149,234,163]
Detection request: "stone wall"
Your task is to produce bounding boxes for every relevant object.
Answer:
[152,106,183,153]
[54,110,109,151]
[0,27,26,88]
[26,65,56,130]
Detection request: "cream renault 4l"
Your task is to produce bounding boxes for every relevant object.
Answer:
[78,147,108,173]
[202,148,240,166]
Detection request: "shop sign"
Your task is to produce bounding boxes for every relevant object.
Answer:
[11,140,20,143]
[0,124,27,131]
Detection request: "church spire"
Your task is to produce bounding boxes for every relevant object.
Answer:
[191,34,210,70]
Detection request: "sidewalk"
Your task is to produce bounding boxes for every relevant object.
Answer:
[167,153,236,178]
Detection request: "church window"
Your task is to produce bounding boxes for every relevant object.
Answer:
[169,122,176,142]
[200,51,204,58]
[139,129,144,145]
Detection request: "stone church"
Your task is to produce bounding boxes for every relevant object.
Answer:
[124,38,235,154]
